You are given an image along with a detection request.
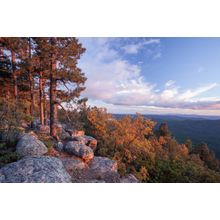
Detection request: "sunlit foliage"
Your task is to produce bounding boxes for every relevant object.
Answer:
[79,107,220,182]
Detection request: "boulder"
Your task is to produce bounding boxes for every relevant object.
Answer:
[64,141,94,162]
[61,123,67,130]
[85,156,119,182]
[61,157,87,173]
[75,135,97,151]
[72,130,85,137]
[54,141,64,152]
[24,131,38,138]
[16,134,48,157]
[33,119,40,128]
[64,129,85,137]
[120,174,139,183]
[65,156,119,183]
[89,156,118,173]
[65,129,74,136]
[60,129,71,140]
[0,156,71,183]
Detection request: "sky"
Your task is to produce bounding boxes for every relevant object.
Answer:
[78,38,220,116]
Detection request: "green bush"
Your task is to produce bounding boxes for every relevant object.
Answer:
[0,152,21,168]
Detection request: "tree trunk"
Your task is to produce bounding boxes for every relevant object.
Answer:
[43,81,47,125]
[11,51,17,101]
[29,75,34,126]
[28,38,34,128]
[50,48,57,137]
[39,71,44,125]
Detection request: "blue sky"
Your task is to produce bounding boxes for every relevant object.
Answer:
[78,38,220,115]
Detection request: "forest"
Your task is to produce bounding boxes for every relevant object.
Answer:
[114,114,220,159]
[1,37,220,183]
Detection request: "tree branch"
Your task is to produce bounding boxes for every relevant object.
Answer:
[57,102,71,123]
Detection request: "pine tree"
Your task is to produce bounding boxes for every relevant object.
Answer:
[0,40,12,98]
[49,37,58,137]
[16,37,37,124]
[34,37,86,137]
[2,38,21,101]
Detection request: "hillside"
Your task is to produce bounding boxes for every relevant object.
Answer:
[114,114,220,158]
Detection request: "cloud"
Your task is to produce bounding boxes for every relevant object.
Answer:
[165,80,176,87]
[179,83,217,100]
[153,51,161,59]
[107,80,219,110]
[78,38,220,114]
[121,38,160,54]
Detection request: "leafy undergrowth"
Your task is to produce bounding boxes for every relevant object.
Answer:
[37,133,56,150]
[0,142,21,168]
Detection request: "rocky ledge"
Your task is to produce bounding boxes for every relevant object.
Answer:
[0,156,71,183]
[16,133,48,157]
[0,128,138,183]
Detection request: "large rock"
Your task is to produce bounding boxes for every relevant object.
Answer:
[0,156,71,183]
[64,141,94,162]
[75,135,97,151]
[33,119,40,128]
[89,156,118,173]
[72,130,85,137]
[85,157,119,182]
[60,129,71,140]
[61,157,87,173]
[120,174,139,183]
[66,156,119,183]
[64,129,85,137]
[16,134,48,157]
[54,141,64,152]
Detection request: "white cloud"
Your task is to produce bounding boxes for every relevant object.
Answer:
[106,80,219,110]
[165,80,176,87]
[122,38,160,54]
[122,44,141,54]
[179,83,218,100]
[153,51,161,59]
[143,39,160,45]
[79,38,220,114]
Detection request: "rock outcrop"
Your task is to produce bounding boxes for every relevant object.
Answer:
[64,141,94,162]
[60,129,71,140]
[0,127,138,183]
[120,174,139,183]
[74,135,97,151]
[89,156,118,173]
[16,134,48,157]
[71,156,119,183]
[61,157,87,173]
[0,156,71,183]
[87,156,119,182]
[54,141,64,152]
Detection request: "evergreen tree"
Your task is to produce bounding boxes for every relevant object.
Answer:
[33,37,86,137]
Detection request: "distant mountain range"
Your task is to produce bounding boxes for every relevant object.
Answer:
[113,114,220,158]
